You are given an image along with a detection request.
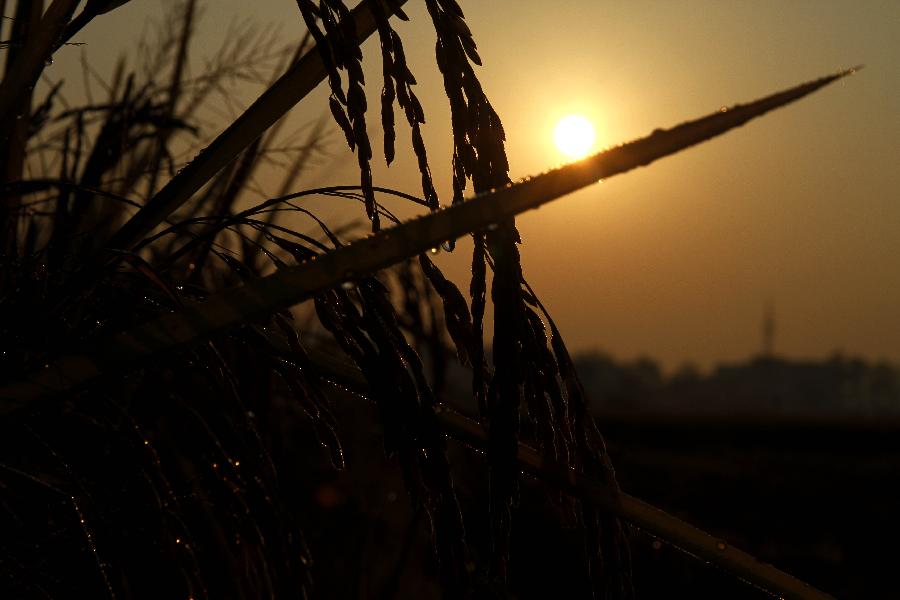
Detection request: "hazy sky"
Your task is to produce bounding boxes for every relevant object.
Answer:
[53,1,900,370]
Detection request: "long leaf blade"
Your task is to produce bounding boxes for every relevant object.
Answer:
[0,68,858,408]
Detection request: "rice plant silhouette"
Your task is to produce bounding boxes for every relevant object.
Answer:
[0,1,857,597]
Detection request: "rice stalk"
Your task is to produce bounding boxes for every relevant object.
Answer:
[0,3,860,597]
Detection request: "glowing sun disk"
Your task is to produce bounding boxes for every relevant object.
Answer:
[554,114,595,159]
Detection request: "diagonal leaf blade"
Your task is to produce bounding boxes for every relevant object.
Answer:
[0,68,859,409]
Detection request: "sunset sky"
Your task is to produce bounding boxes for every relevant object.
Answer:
[52,0,900,370]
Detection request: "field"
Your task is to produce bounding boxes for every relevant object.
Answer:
[0,1,883,598]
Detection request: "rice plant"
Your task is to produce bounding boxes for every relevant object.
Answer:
[0,1,855,598]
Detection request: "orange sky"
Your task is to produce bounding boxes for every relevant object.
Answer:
[51,1,900,370]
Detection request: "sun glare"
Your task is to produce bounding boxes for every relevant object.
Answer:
[553,114,596,160]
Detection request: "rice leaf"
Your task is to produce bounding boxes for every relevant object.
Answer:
[0,68,858,409]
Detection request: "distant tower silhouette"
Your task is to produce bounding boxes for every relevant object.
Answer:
[762,300,776,357]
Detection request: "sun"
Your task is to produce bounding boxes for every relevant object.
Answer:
[553,114,596,160]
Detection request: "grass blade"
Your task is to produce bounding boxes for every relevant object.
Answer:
[0,68,858,409]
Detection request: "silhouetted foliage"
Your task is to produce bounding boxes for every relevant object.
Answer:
[0,2,856,599]
[0,2,631,597]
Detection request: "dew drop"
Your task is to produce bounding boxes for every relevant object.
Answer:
[45,56,54,66]
[340,280,355,290]
[429,247,440,255]
[441,239,456,252]
[716,541,727,551]
[719,106,728,113]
